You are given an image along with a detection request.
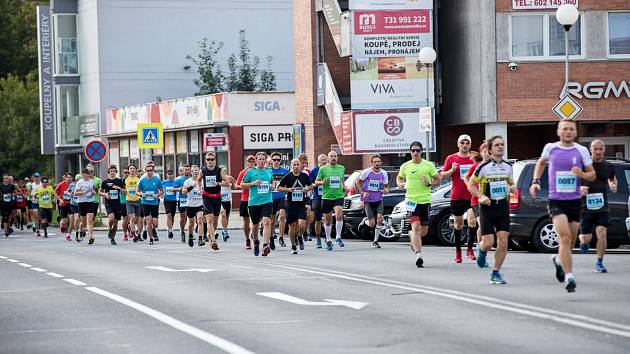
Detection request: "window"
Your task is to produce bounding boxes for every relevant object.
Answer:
[53,15,78,75]
[510,14,583,59]
[55,85,80,146]
[608,12,630,56]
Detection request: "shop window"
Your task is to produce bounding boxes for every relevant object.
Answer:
[608,12,630,56]
[510,14,583,59]
[53,15,78,75]
[55,85,80,146]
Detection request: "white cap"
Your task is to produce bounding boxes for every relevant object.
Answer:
[457,134,472,144]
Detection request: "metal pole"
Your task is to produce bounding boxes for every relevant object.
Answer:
[425,64,430,161]
[564,28,569,97]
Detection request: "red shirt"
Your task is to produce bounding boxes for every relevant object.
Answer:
[466,163,479,206]
[15,188,27,208]
[443,153,474,200]
[236,168,251,202]
[55,181,70,206]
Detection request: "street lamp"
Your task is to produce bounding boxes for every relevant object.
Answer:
[556,4,579,97]
[418,47,436,159]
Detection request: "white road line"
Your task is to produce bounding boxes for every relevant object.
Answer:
[0,256,7,259]
[63,279,87,286]
[30,268,48,272]
[18,263,32,268]
[7,259,19,262]
[265,262,630,339]
[85,287,255,354]
[46,272,65,278]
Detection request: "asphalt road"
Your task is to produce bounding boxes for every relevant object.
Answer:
[1,229,629,354]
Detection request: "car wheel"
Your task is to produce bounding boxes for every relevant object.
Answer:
[378,215,399,242]
[434,213,469,246]
[532,219,560,253]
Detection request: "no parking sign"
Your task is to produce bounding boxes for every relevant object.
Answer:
[84,140,107,163]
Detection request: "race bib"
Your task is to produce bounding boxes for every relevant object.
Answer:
[221,188,231,202]
[144,191,155,201]
[404,198,417,212]
[86,192,94,202]
[179,198,187,207]
[128,188,137,197]
[2,194,11,202]
[165,187,174,196]
[555,171,577,193]
[489,180,508,200]
[192,190,202,200]
[42,195,51,204]
[459,164,473,179]
[109,190,119,200]
[71,196,79,204]
[368,180,381,192]
[205,175,217,187]
[317,185,323,195]
[330,176,341,189]
[292,189,304,202]
[16,195,23,203]
[258,181,270,194]
[586,193,605,211]
[63,191,71,200]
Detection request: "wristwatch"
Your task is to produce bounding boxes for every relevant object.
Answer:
[531,179,541,185]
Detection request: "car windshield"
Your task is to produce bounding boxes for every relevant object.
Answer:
[513,161,526,185]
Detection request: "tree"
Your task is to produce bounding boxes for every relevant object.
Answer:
[0,0,42,79]
[225,53,239,92]
[189,38,225,95]
[236,30,259,91]
[258,56,277,91]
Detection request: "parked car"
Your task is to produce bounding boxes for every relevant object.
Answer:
[342,189,406,239]
[510,158,630,252]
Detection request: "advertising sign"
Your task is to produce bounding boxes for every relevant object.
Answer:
[513,0,578,10]
[349,0,433,10]
[352,10,431,57]
[322,0,343,54]
[243,125,294,150]
[352,110,435,153]
[79,114,99,136]
[37,6,54,155]
[293,124,304,157]
[203,133,227,150]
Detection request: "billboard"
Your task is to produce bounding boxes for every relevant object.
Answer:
[243,125,294,150]
[37,6,54,154]
[352,110,435,153]
[349,0,433,10]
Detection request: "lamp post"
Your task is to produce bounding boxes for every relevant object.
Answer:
[418,47,436,160]
[555,4,579,97]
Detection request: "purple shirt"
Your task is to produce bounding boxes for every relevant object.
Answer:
[360,168,388,203]
[541,142,592,201]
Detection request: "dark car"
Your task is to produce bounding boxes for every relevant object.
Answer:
[510,158,630,252]
[342,189,406,239]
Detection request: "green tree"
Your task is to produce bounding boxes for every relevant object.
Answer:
[258,56,277,91]
[0,0,43,78]
[190,38,225,95]
[226,53,239,91]
[236,30,259,91]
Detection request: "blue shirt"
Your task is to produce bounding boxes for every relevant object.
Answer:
[243,168,273,206]
[271,167,289,200]
[174,175,187,201]
[161,179,178,202]
[137,176,162,205]
[309,166,323,200]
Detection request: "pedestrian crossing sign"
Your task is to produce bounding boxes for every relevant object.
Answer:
[137,123,163,149]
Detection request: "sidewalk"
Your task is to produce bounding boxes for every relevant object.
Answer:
[95,210,245,232]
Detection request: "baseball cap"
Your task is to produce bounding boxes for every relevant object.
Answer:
[246,155,255,161]
[33,172,40,177]
[457,134,472,144]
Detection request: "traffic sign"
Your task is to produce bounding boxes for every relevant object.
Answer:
[137,123,163,149]
[553,95,583,120]
[84,140,107,163]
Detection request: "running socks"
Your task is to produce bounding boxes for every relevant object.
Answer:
[324,224,332,242]
[335,220,343,240]
[373,226,380,242]
[454,228,462,251]
[468,226,477,248]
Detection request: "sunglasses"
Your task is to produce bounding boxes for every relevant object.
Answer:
[206,158,215,161]
[410,149,422,153]
[247,160,255,162]
[123,171,129,174]
[146,169,154,172]
[459,141,470,145]
[272,159,281,162]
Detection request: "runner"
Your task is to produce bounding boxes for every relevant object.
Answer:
[397,142,440,267]
[120,167,130,241]
[197,152,228,251]
[66,175,78,241]
[218,167,236,242]
[183,165,204,247]
[73,169,96,244]
[278,158,313,254]
[30,173,42,233]
[464,144,489,262]
[161,169,178,239]
[22,177,32,230]
[15,180,27,231]
[55,173,73,235]
[530,120,595,292]
[316,151,347,251]
[578,139,617,273]
[235,155,255,249]
[469,136,514,284]
[309,154,328,248]
[441,134,474,263]
[299,153,314,242]
[86,165,102,225]
[140,161,160,240]
[137,164,163,245]
[123,164,143,242]
[270,152,289,248]
[100,165,124,245]
[241,151,274,256]
[1,174,16,237]
[357,155,389,248]
[175,165,191,243]
[33,177,55,238]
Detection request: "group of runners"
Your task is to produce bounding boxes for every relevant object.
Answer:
[1,120,616,292]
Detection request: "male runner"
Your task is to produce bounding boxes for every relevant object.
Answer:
[198,152,228,251]
[316,151,347,251]
[530,120,595,292]
[278,158,313,254]
[309,154,328,248]
[469,136,515,284]
[236,155,255,249]
[357,155,389,248]
[123,165,143,242]
[218,168,236,242]
[183,165,204,247]
[55,173,72,235]
[241,152,274,256]
[299,153,314,242]
[73,169,96,244]
[100,165,124,245]
[578,139,617,273]
[34,177,55,238]
[30,173,42,233]
[270,152,289,248]
[120,167,130,241]
[86,165,102,220]
[65,176,78,241]
[175,165,191,243]
[15,180,27,231]
[397,142,440,267]
[162,169,178,239]
[465,143,489,261]
[1,174,16,237]
[137,164,163,245]
[441,134,474,263]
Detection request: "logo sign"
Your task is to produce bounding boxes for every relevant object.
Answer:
[513,0,578,10]
[84,140,107,163]
[352,110,435,153]
[37,6,54,155]
[203,133,226,150]
[383,116,403,136]
[137,123,163,149]
[564,80,630,100]
[243,125,293,149]
[553,95,583,120]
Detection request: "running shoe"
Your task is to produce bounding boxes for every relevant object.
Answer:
[133,235,139,243]
[279,237,286,248]
[595,262,608,273]
[198,237,205,247]
[476,245,487,268]
[188,235,194,247]
[490,272,507,285]
[168,231,173,239]
[565,277,576,293]
[36,231,40,237]
[4,233,8,238]
[372,241,381,249]
[65,234,71,241]
[262,243,271,256]
[43,231,48,238]
[326,241,333,251]
[254,242,260,256]
[142,230,148,240]
[88,237,94,245]
[466,248,476,261]
[149,239,154,245]
[306,234,312,241]
[76,235,81,242]
[551,255,565,283]
[111,238,117,245]
[60,225,66,233]
[245,239,252,250]
[291,245,298,255]
[269,237,276,250]
[222,230,229,242]
[415,256,424,268]
[32,226,37,233]
[9,227,13,235]
[316,238,322,249]
[211,242,219,251]
[180,232,186,243]
[298,236,305,250]
[130,230,136,240]
[336,238,344,247]
[454,250,462,264]
[153,234,159,242]
[579,243,589,254]
[123,234,129,241]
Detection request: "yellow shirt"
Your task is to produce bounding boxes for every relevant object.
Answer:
[34,186,55,209]
[125,176,141,202]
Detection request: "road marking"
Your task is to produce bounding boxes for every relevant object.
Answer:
[257,292,368,310]
[145,265,215,273]
[18,263,32,267]
[7,259,19,262]
[46,272,65,278]
[0,256,7,259]
[85,287,255,354]
[30,268,48,272]
[63,279,87,286]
